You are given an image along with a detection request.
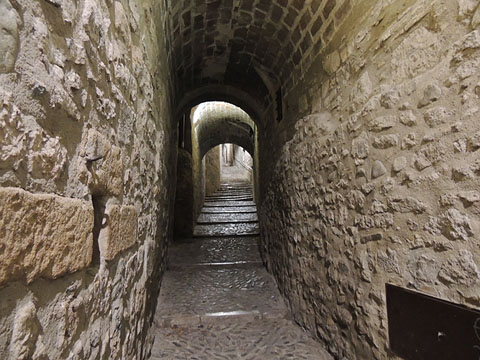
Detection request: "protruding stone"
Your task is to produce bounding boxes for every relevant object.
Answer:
[323,50,340,75]
[387,196,426,214]
[424,106,453,127]
[371,160,387,179]
[401,133,417,150]
[468,131,480,151]
[458,190,480,204]
[83,129,124,197]
[351,131,369,159]
[440,208,473,240]
[352,71,373,105]
[373,134,399,149]
[99,205,138,261]
[0,0,20,73]
[380,86,400,109]
[9,300,39,360]
[438,250,480,285]
[399,110,417,126]
[414,153,431,170]
[0,187,94,285]
[368,115,396,132]
[418,82,442,108]
[392,156,407,172]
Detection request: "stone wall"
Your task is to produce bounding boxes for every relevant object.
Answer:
[205,146,221,195]
[259,1,480,359]
[0,0,174,359]
[173,148,194,237]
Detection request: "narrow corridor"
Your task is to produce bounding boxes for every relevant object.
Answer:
[150,183,332,359]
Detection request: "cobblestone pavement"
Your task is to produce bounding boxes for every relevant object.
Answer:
[151,183,332,359]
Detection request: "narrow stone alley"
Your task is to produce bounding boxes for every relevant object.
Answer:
[2,1,480,359]
[151,182,332,359]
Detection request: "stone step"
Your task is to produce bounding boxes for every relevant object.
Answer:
[151,318,333,360]
[197,212,258,224]
[203,200,256,207]
[201,206,257,214]
[154,266,288,328]
[213,190,252,195]
[217,188,252,193]
[205,196,253,202]
[210,189,252,193]
[194,222,260,237]
[168,236,261,266]
[205,193,253,199]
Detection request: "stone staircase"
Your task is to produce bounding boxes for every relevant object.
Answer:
[150,183,332,359]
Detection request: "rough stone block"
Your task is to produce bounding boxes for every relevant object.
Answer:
[368,115,396,132]
[0,0,20,73]
[100,205,138,261]
[83,129,124,197]
[0,187,94,285]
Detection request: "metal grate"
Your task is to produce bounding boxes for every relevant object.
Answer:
[387,283,480,360]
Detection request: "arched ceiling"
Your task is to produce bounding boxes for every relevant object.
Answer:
[165,0,348,118]
[193,102,254,158]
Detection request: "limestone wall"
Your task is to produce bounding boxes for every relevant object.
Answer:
[0,0,174,359]
[259,1,480,359]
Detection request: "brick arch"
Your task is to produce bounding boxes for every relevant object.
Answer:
[193,102,255,158]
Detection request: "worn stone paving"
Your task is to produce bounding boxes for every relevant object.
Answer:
[151,183,332,359]
[151,319,331,360]
[194,222,260,237]
[168,236,261,265]
[197,212,258,224]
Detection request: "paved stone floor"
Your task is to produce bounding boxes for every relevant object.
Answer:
[151,183,332,359]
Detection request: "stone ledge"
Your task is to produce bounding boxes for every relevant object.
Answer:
[0,187,94,286]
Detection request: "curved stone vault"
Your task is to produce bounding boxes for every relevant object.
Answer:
[193,101,255,158]
[166,0,350,121]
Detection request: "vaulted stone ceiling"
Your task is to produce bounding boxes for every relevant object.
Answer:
[193,102,255,157]
[165,0,351,117]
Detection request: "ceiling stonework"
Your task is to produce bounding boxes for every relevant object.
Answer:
[165,0,352,113]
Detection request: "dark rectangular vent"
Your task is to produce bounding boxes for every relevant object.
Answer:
[276,87,283,122]
[386,283,480,360]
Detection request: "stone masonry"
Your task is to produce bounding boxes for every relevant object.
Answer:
[1,0,480,359]
[259,1,480,359]
[0,0,175,359]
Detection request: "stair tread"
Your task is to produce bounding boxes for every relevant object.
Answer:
[194,222,260,237]
[155,266,287,324]
[197,212,258,223]
[168,236,261,265]
[152,318,332,360]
